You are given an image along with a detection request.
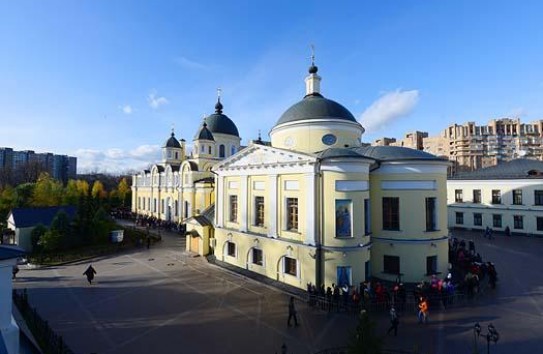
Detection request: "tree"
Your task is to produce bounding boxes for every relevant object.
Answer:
[38,229,62,252]
[76,180,90,197]
[63,180,80,205]
[347,310,383,354]
[91,180,107,199]
[50,210,72,249]
[30,224,48,252]
[15,183,35,207]
[32,173,63,206]
[117,178,130,206]
[92,207,112,243]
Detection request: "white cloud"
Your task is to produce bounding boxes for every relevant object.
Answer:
[75,145,161,174]
[120,104,133,114]
[147,91,169,109]
[507,107,527,118]
[359,89,420,132]
[174,56,208,70]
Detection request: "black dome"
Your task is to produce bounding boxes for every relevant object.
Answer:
[164,132,181,148]
[276,94,357,126]
[194,123,215,141]
[203,98,240,137]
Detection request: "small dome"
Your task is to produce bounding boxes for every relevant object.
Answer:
[205,98,240,137]
[164,132,181,148]
[194,122,215,141]
[276,94,357,126]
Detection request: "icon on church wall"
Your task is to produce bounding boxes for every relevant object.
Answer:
[335,199,352,237]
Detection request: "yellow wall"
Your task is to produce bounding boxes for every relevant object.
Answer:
[271,124,361,154]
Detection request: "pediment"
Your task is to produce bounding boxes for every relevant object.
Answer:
[214,144,316,170]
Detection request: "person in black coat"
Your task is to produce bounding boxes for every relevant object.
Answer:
[83,265,97,285]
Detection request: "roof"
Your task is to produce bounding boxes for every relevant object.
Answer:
[276,93,357,126]
[352,146,446,162]
[186,204,215,227]
[0,333,7,354]
[203,99,240,137]
[164,132,181,148]
[316,145,446,163]
[194,123,215,141]
[0,245,26,260]
[8,206,77,228]
[451,158,543,180]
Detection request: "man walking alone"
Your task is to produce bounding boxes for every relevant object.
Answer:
[287,296,299,327]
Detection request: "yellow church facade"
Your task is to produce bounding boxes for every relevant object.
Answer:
[132,59,450,290]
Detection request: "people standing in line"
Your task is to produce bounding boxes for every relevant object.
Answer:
[83,264,97,285]
[146,236,151,249]
[418,297,429,324]
[12,265,19,280]
[386,306,399,336]
[287,296,299,327]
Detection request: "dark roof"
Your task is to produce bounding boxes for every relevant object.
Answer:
[194,123,215,141]
[171,165,180,172]
[0,245,26,260]
[0,332,7,354]
[164,132,181,148]
[352,146,446,162]
[9,206,77,228]
[317,148,364,159]
[187,204,215,227]
[203,98,240,137]
[276,94,357,126]
[194,176,214,184]
[185,161,199,171]
[451,158,543,180]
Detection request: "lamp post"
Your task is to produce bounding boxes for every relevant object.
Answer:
[474,322,499,354]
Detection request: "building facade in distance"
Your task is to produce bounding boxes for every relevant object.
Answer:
[0,148,77,185]
[447,158,543,237]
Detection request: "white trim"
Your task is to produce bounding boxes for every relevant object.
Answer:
[268,175,278,238]
[285,180,299,191]
[240,176,248,231]
[305,173,316,245]
[253,181,265,190]
[321,162,370,173]
[381,180,436,190]
[335,180,369,191]
[372,163,448,175]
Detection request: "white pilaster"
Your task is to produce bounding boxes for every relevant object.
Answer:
[240,175,248,231]
[268,175,278,238]
[217,176,224,227]
[304,173,316,245]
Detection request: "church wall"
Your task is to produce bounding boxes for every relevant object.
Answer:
[369,163,449,283]
[214,228,317,289]
[276,174,307,242]
[322,248,371,289]
[271,121,362,153]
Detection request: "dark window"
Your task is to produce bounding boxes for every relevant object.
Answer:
[473,213,482,226]
[254,196,265,227]
[513,189,523,205]
[492,190,501,204]
[364,198,371,235]
[514,215,524,229]
[252,248,263,265]
[425,197,437,231]
[426,256,437,275]
[219,144,225,158]
[184,201,189,218]
[473,190,481,204]
[227,241,236,257]
[284,257,297,276]
[382,197,400,230]
[208,146,212,154]
[455,189,463,203]
[535,190,543,206]
[493,214,502,228]
[229,195,238,223]
[286,198,298,231]
[456,212,464,225]
[537,217,543,231]
[383,255,400,274]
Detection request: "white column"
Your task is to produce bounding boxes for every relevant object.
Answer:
[240,175,248,232]
[304,173,316,245]
[216,176,224,227]
[268,175,278,238]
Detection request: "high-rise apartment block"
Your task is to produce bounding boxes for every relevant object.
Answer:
[373,118,543,175]
[0,147,77,185]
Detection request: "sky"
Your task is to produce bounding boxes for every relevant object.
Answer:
[1,0,543,174]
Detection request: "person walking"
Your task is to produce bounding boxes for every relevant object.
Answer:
[83,264,97,285]
[386,306,399,336]
[418,297,429,324]
[287,296,299,327]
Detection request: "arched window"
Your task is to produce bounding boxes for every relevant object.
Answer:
[208,146,212,154]
[201,145,205,153]
[219,144,225,158]
[231,145,236,155]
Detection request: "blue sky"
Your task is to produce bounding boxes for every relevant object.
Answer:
[1,1,542,174]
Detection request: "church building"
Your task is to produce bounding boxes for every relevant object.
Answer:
[132,58,450,290]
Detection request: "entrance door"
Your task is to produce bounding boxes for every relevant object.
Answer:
[190,235,199,253]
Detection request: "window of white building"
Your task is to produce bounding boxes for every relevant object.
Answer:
[284,257,297,276]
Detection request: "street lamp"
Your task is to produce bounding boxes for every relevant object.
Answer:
[474,322,499,354]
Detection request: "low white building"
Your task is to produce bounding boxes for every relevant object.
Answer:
[447,159,543,236]
[0,245,25,354]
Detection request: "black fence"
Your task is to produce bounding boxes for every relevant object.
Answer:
[13,289,74,354]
